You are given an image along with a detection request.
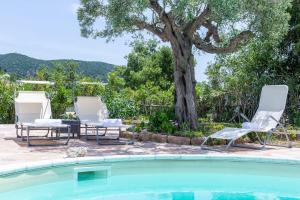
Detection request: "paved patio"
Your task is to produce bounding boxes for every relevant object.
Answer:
[1,124,300,167]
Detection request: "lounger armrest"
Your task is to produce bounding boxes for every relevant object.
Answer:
[239,113,250,122]
[268,115,279,123]
[268,115,285,128]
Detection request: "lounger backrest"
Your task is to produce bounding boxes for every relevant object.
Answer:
[74,96,109,122]
[15,102,43,123]
[15,91,52,123]
[251,85,288,131]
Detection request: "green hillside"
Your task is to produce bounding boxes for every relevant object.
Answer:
[0,53,115,81]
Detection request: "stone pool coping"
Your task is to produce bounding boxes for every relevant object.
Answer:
[1,154,300,177]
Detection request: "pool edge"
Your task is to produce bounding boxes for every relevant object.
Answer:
[1,154,300,176]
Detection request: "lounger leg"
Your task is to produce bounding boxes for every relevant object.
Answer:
[45,128,50,137]
[200,137,210,150]
[21,125,25,141]
[27,126,31,146]
[225,139,235,151]
[280,127,292,148]
[262,131,273,149]
[16,124,20,138]
[57,128,60,140]
[85,124,88,140]
[255,132,264,145]
[96,127,99,144]
[284,129,292,148]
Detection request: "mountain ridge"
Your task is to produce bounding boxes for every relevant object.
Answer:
[0,53,115,80]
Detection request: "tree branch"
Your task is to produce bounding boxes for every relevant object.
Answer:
[148,0,176,33]
[202,21,221,43]
[184,6,210,35]
[148,0,168,21]
[135,20,169,42]
[193,31,254,54]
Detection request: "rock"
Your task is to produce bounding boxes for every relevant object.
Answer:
[296,133,300,140]
[67,147,88,158]
[191,137,205,145]
[151,134,168,143]
[167,135,191,145]
[120,131,136,139]
[137,132,153,142]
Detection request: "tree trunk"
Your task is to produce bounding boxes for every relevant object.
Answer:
[171,35,198,129]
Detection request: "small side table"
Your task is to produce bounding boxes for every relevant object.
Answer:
[61,119,81,138]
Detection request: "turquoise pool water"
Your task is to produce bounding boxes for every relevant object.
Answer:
[0,159,300,200]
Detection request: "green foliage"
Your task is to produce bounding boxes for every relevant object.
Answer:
[106,39,174,112]
[49,62,78,118]
[123,39,173,90]
[148,110,176,134]
[0,53,114,81]
[110,39,173,91]
[0,74,14,123]
[104,94,139,119]
[201,0,300,126]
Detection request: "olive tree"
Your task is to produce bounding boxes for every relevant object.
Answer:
[78,0,290,129]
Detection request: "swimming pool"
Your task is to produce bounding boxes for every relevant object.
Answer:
[0,155,300,200]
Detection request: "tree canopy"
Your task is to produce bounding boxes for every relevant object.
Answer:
[78,0,290,53]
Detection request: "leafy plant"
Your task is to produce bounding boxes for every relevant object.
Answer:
[104,94,139,119]
[148,110,176,134]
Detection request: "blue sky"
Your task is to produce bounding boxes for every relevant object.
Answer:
[0,0,214,81]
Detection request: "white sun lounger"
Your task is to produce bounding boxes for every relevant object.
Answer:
[14,91,71,146]
[74,96,133,144]
[201,85,291,151]
[15,91,52,138]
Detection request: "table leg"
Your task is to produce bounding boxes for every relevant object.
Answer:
[56,128,59,140]
[27,126,31,146]
[78,123,81,139]
[65,126,70,145]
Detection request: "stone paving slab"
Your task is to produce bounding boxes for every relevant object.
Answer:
[0,124,300,166]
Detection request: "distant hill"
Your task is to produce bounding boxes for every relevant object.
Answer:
[0,53,115,81]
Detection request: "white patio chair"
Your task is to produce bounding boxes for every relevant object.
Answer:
[74,96,133,143]
[201,85,291,151]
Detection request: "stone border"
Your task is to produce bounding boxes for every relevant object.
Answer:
[1,154,300,177]
[121,131,204,145]
[122,130,300,145]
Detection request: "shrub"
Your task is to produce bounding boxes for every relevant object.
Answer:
[148,110,175,134]
[104,95,139,119]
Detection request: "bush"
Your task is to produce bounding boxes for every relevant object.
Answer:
[148,110,176,134]
[104,95,139,119]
